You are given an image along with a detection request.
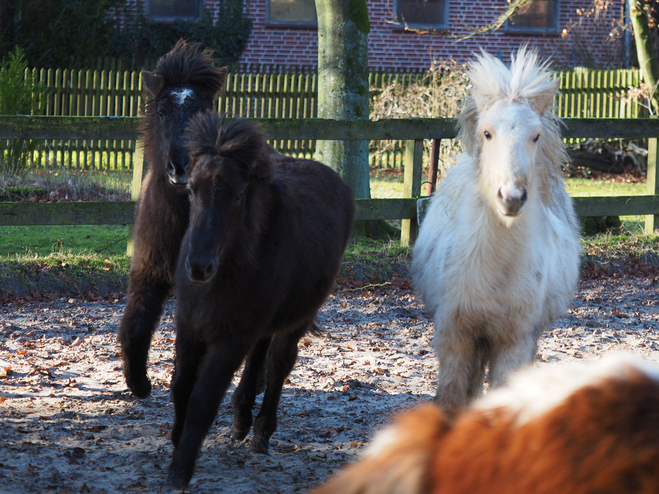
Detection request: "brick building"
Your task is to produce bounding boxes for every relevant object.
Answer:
[142,0,626,69]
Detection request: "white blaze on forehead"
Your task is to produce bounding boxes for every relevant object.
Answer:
[172,88,194,105]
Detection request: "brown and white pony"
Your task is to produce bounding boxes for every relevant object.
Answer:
[311,354,659,494]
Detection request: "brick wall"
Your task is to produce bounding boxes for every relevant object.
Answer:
[221,0,624,69]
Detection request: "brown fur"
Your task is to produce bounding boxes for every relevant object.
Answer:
[117,40,227,398]
[166,112,355,488]
[312,365,659,494]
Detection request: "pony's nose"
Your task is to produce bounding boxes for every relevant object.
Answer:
[185,256,216,285]
[497,186,527,216]
[166,160,188,185]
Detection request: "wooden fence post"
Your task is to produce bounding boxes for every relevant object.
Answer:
[425,138,440,196]
[126,140,145,256]
[401,139,423,246]
[646,138,659,233]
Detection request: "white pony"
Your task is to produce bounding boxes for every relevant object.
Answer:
[412,48,580,412]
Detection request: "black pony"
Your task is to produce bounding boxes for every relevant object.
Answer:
[118,40,227,398]
[166,111,355,487]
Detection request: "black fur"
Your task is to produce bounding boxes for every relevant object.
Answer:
[117,40,227,398]
[166,112,355,487]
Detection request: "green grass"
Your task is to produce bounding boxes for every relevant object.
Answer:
[0,251,130,297]
[0,225,129,257]
[370,174,405,198]
[580,233,659,259]
[564,178,647,197]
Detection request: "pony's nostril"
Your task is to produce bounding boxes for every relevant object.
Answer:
[166,160,176,176]
[204,262,216,279]
[520,189,528,206]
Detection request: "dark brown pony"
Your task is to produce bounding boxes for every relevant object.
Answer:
[166,111,355,487]
[118,40,227,398]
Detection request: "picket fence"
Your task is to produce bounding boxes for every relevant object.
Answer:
[6,65,644,171]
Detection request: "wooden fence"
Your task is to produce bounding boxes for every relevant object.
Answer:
[0,115,657,249]
[6,66,644,171]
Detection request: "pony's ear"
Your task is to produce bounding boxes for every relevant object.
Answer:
[531,78,560,115]
[142,71,164,99]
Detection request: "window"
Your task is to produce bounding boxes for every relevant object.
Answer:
[507,0,560,33]
[147,0,201,22]
[268,0,317,25]
[395,0,450,30]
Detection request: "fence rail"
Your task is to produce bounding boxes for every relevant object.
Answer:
[4,66,645,171]
[0,116,658,247]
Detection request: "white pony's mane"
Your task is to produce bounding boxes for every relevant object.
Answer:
[458,48,568,208]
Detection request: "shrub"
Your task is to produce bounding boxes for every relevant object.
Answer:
[370,59,470,173]
[0,47,44,175]
[0,1,251,70]
[114,2,252,68]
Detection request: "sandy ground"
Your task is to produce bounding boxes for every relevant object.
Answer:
[0,276,658,493]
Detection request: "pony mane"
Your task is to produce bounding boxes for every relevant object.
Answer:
[469,47,557,109]
[152,39,226,97]
[457,48,569,208]
[186,111,272,181]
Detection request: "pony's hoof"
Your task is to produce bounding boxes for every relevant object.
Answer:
[231,415,253,441]
[166,467,192,489]
[249,436,270,454]
[126,374,152,399]
[231,426,250,441]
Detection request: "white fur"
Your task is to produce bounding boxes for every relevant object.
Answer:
[172,88,194,105]
[475,353,659,425]
[412,48,580,411]
[363,427,401,459]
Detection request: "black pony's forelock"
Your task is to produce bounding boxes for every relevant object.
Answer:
[153,39,225,97]
[217,120,270,178]
[185,111,222,159]
[185,112,271,181]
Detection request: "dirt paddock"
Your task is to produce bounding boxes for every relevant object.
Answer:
[0,276,658,493]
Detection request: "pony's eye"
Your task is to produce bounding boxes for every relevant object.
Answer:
[533,134,540,143]
[484,130,492,140]
[187,188,193,198]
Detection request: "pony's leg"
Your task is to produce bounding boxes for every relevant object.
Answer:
[434,331,481,413]
[250,324,308,454]
[167,338,251,488]
[117,275,171,398]
[170,331,207,448]
[489,330,539,388]
[231,336,272,441]
[466,336,491,400]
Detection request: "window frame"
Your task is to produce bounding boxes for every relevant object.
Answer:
[392,0,451,31]
[145,0,203,23]
[505,0,561,35]
[266,0,318,27]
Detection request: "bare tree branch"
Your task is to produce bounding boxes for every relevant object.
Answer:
[456,0,534,41]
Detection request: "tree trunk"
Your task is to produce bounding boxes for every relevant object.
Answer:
[314,0,371,199]
[629,0,659,114]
